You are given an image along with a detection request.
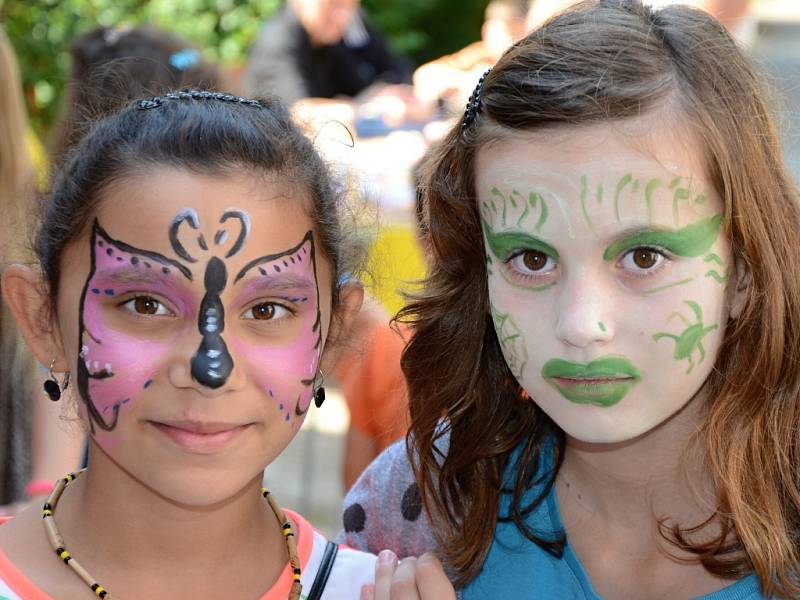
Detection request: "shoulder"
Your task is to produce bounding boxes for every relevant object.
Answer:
[289,511,374,599]
[338,437,442,558]
[307,530,376,598]
[0,509,67,599]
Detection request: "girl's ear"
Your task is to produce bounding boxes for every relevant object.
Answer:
[2,265,68,371]
[728,257,750,320]
[319,280,364,374]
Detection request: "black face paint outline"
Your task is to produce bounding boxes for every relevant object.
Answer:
[78,220,193,433]
[191,256,233,388]
[170,208,252,263]
[234,230,322,417]
[170,208,251,389]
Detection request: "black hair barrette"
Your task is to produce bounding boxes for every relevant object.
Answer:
[462,68,491,131]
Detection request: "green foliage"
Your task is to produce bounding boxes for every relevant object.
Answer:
[2,0,486,140]
[1,0,280,139]
[363,0,486,65]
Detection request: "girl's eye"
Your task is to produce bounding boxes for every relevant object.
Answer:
[244,302,291,321]
[121,296,171,316]
[521,250,549,271]
[509,250,556,274]
[620,247,666,271]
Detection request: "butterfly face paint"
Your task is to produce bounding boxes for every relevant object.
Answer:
[76,206,323,444]
[476,120,735,444]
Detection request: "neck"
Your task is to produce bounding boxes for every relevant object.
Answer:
[559,393,715,530]
[53,442,286,587]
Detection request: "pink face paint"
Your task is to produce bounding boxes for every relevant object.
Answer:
[77,221,194,440]
[230,232,321,428]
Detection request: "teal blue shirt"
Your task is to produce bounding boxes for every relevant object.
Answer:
[463,444,766,599]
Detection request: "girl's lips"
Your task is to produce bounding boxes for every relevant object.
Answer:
[149,421,251,453]
[553,376,634,385]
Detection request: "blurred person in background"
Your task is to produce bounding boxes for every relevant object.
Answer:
[54,24,220,166]
[335,296,408,490]
[0,27,83,514]
[243,0,410,106]
[413,0,527,112]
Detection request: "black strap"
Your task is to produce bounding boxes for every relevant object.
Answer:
[307,540,339,600]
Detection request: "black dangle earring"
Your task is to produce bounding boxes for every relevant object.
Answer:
[43,359,70,402]
[313,369,326,408]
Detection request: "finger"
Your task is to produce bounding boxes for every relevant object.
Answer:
[373,549,398,600]
[361,583,375,600]
[415,553,456,600]
[390,557,419,599]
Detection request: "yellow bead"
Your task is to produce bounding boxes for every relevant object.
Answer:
[94,586,106,596]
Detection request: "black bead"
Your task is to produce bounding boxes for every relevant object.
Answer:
[43,379,61,401]
[314,386,326,408]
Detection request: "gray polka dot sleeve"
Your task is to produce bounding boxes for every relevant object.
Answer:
[336,438,439,559]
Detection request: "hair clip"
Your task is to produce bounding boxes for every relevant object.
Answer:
[462,68,492,131]
[169,49,199,71]
[135,90,264,111]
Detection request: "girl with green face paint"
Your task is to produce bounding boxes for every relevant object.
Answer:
[342,1,800,599]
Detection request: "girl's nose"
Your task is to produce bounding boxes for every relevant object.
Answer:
[554,272,614,349]
[167,332,247,397]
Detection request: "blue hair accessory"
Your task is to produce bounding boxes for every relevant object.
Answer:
[169,49,199,71]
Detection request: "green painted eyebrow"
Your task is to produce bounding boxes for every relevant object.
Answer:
[483,222,560,260]
[603,213,722,262]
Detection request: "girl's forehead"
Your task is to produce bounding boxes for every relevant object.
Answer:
[477,118,709,187]
[476,122,721,242]
[93,168,315,259]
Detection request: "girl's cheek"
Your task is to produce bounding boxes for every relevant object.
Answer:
[230,324,319,429]
[79,295,173,446]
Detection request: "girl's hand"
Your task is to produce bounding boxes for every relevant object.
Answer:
[361,550,456,600]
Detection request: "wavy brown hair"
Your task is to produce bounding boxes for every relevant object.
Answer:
[398,0,800,595]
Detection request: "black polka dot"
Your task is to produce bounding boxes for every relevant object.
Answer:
[343,503,366,533]
[401,483,423,522]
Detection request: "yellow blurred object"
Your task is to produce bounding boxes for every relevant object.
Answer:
[366,223,426,316]
[25,127,48,190]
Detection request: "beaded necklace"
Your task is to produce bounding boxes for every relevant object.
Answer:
[42,470,302,599]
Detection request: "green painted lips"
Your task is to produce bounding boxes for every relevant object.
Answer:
[541,355,641,407]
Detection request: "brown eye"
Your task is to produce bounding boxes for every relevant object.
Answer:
[522,250,548,271]
[134,297,159,315]
[632,249,658,269]
[250,303,276,320]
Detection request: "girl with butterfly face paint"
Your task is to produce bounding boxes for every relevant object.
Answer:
[0,92,394,599]
[343,1,800,599]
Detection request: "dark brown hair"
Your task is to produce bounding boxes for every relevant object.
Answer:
[400,0,800,596]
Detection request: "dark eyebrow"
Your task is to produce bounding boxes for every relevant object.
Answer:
[93,266,179,286]
[602,213,723,261]
[237,274,316,295]
[482,222,560,259]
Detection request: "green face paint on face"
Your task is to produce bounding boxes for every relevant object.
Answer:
[603,213,723,262]
[703,253,728,284]
[541,355,641,407]
[483,221,560,261]
[491,303,528,379]
[652,300,718,374]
